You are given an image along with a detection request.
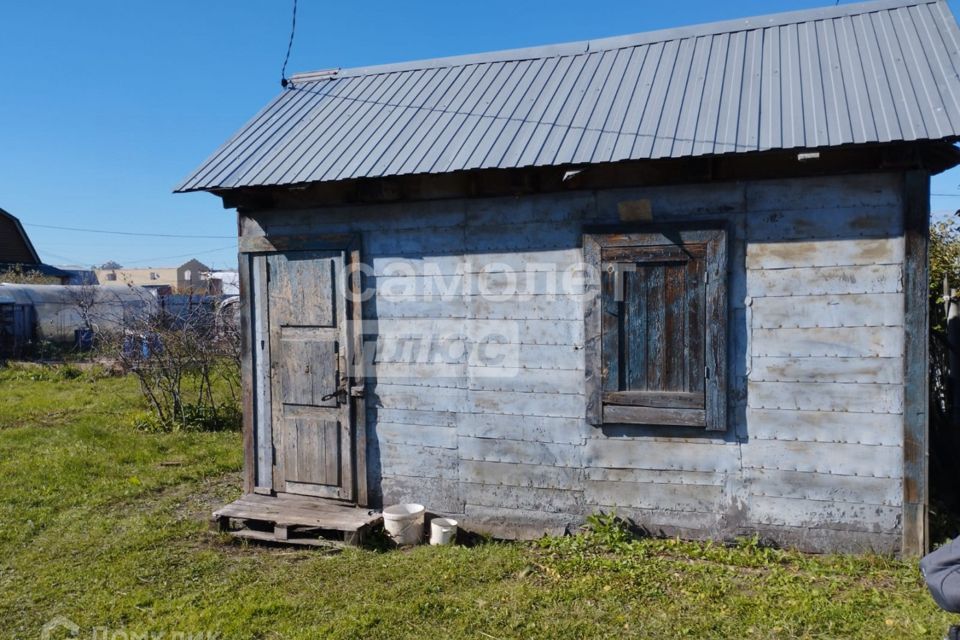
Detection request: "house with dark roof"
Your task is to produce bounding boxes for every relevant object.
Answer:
[180,0,960,554]
[0,208,70,283]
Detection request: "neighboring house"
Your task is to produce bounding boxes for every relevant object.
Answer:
[0,208,71,283]
[177,259,211,294]
[0,208,40,265]
[94,260,219,294]
[179,0,960,555]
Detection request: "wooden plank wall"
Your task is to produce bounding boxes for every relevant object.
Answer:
[241,171,908,553]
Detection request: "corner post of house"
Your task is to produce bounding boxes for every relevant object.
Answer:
[903,169,930,557]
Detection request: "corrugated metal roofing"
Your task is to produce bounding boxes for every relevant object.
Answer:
[177,0,960,193]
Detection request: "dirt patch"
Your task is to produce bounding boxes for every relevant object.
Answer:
[169,472,244,523]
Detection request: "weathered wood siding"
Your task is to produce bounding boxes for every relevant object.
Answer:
[242,171,908,552]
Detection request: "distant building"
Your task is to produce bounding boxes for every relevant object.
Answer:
[208,271,239,296]
[177,259,211,294]
[96,258,219,294]
[95,259,222,294]
[0,208,39,265]
[94,267,178,288]
[0,208,71,283]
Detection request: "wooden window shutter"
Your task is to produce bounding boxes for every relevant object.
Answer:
[584,226,728,430]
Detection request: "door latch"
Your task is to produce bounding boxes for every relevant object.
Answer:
[321,385,348,403]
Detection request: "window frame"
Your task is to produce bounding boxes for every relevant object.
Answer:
[584,223,728,431]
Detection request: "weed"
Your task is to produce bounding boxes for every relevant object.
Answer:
[0,362,112,383]
[361,523,394,552]
[584,511,636,549]
[132,403,241,433]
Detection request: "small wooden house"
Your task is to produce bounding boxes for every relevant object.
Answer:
[179,0,960,554]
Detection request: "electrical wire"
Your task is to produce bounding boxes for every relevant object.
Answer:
[118,245,238,266]
[280,0,298,88]
[23,222,234,239]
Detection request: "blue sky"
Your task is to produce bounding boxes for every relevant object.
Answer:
[2,0,959,269]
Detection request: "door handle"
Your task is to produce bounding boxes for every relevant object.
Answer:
[321,384,348,403]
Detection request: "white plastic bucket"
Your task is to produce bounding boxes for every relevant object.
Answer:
[382,503,425,545]
[430,517,458,546]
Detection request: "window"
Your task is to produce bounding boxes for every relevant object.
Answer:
[150,272,159,280]
[584,225,728,430]
[183,269,192,281]
[106,272,117,281]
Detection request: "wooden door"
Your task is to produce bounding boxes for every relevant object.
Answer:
[267,250,354,501]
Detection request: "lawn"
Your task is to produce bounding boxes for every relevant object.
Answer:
[0,365,955,639]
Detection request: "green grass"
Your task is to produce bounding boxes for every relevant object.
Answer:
[0,365,955,639]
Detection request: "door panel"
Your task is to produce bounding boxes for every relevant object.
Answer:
[267,250,353,501]
[284,417,340,486]
[279,337,339,408]
[268,253,336,327]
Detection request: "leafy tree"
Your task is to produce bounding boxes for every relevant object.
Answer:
[99,260,123,270]
[930,214,960,332]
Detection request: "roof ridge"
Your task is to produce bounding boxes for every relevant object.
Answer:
[290,0,939,82]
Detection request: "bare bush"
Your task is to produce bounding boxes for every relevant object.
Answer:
[0,265,60,285]
[99,294,241,431]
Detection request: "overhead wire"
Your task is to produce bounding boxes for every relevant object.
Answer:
[23,222,234,239]
[280,0,298,88]
[117,245,239,266]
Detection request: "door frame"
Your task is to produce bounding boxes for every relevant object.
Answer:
[239,233,368,506]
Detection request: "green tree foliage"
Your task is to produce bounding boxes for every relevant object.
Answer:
[930,216,960,332]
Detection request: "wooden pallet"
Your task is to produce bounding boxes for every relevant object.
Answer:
[211,493,382,548]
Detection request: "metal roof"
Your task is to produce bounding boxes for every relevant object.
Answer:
[176,0,960,193]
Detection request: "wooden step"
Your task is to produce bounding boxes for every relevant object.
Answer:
[212,493,382,547]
